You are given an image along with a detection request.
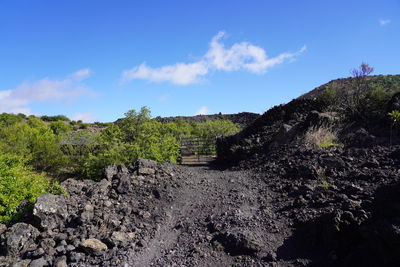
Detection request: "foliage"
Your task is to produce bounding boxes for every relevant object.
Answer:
[50,121,71,135]
[0,153,63,223]
[0,113,26,126]
[318,83,338,110]
[0,116,66,174]
[360,85,393,121]
[78,107,182,179]
[320,180,331,190]
[388,110,400,125]
[41,115,70,122]
[0,108,239,180]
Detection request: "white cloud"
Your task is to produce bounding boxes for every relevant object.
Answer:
[71,68,92,80]
[0,69,93,114]
[122,61,208,85]
[379,19,391,25]
[195,106,210,115]
[72,112,96,123]
[205,32,305,74]
[122,32,306,85]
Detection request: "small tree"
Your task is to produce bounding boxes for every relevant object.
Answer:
[345,63,374,117]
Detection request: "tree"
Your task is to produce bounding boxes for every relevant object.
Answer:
[343,63,374,117]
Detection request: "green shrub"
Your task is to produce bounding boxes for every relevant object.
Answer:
[0,117,66,174]
[0,113,26,126]
[319,83,338,109]
[0,153,63,223]
[50,121,71,135]
[41,115,70,122]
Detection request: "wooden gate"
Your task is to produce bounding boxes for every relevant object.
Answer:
[179,137,217,165]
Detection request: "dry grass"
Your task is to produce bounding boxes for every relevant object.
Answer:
[303,126,340,149]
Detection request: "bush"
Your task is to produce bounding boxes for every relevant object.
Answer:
[0,113,26,126]
[0,154,63,223]
[319,83,338,109]
[304,126,340,149]
[75,108,181,179]
[50,121,71,135]
[0,117,66,174]
[40,115,70,122]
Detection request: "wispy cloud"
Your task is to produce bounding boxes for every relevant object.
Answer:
[123,61,208,85]
[122,32,306,85]
[379,19,391,26]
[0,69,94,114]
[195,106,210,115]
[72,112,96,123]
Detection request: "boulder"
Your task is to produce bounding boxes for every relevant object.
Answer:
[136,159,157,175]
[213,231,262,256]
[33,194,68,230]
[4,223,39,255]
[116,173,131,194]
[304,111,339,128]
[79,238,108,254]
[28,257,47,267]
[103,164,118,180]
[107,231,136,247]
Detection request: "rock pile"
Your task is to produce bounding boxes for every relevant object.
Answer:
[0,159,182,266]
[216,94,400,265]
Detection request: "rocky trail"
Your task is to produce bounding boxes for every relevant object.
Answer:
[128,165,292,267]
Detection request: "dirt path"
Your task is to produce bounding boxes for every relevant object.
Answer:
[127,165,294,266]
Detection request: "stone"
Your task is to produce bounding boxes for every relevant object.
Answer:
[116,173,131,194]
[103,164,118,180]
[80,211,94,222]
[12,260,31,267]
[28,257,47,267]
[54,256,68,267]
[40,238,56,253]
[33,194,68,230]
[214,231,262,256]
[0,224,7,235]
[80,238,108,254]
[69,252,85,263]
[108,231,136,247]
[136,159,158,175]
[138,167,155,176]
[5,223,39,255]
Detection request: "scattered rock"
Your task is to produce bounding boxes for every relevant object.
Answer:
[33,194,68,230]
[3,223,39,255]
[80,239,108,254]
[108,231,136,247]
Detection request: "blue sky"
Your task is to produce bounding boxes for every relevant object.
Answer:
[0,0,399,122]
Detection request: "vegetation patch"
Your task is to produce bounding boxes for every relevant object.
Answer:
[0,153,63,224]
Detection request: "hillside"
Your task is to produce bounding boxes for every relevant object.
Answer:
[1,74,400,266]
[154,112,260,128]
[300,74,400,100]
